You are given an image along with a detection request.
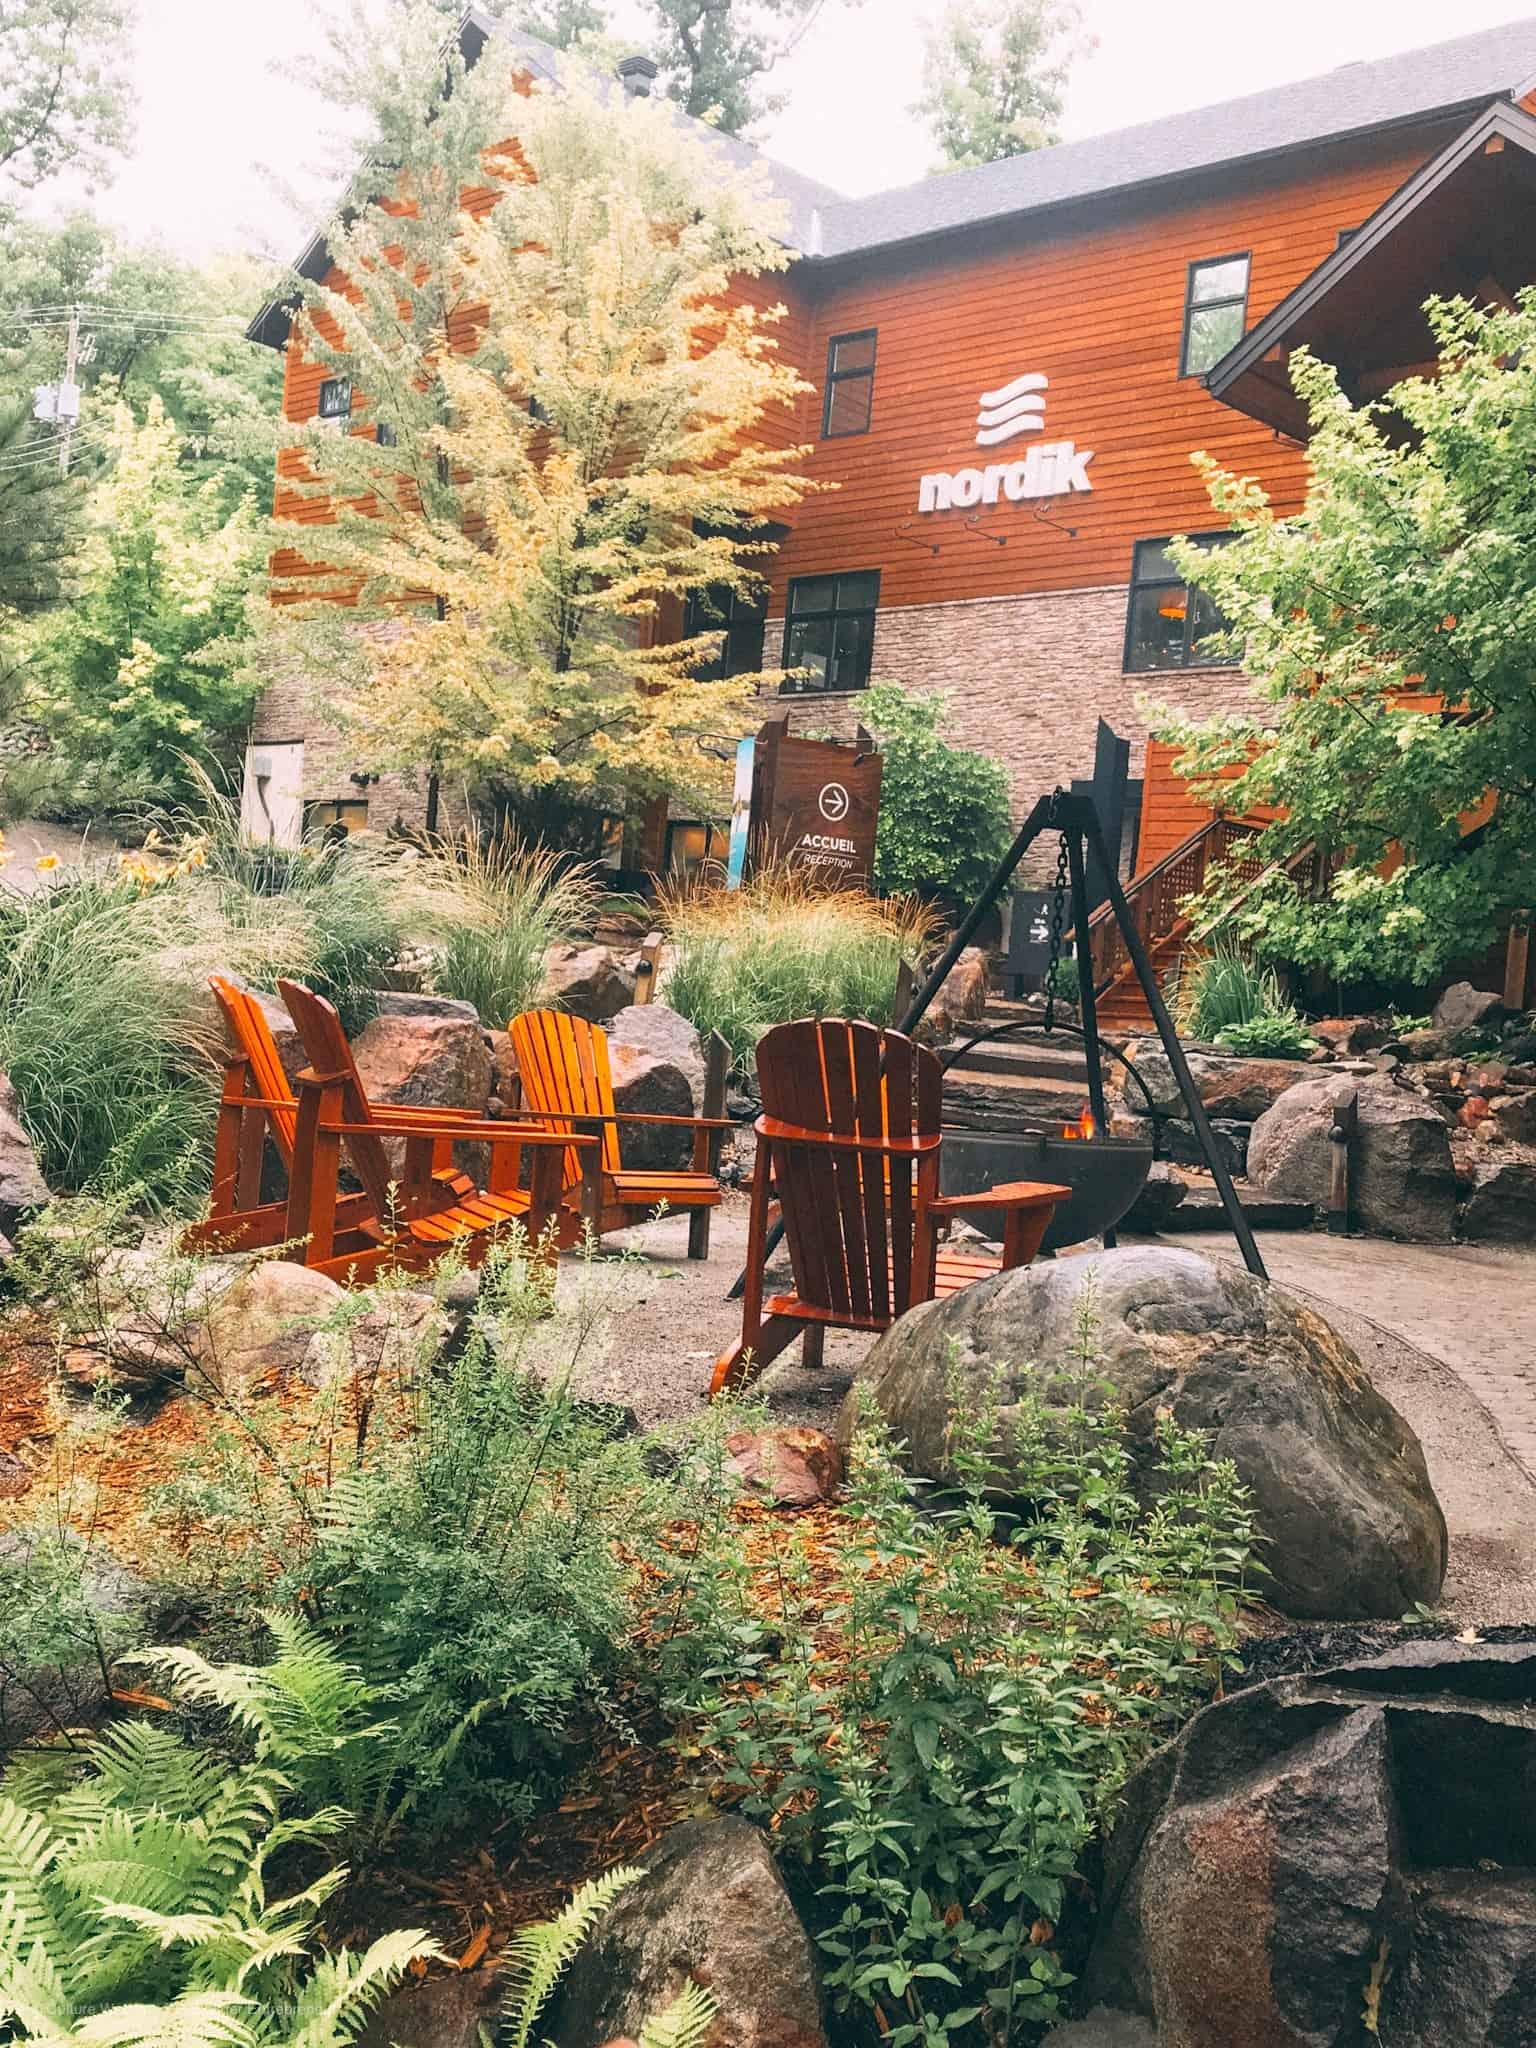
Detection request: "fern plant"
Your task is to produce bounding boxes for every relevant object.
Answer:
[129,1611,400,1835]
[498,1866,719,2048]
[0,1718,437,2045]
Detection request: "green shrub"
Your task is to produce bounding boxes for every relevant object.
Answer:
[0,1714,434,2044]
[1170,942,1286,1040]
[1213,1013,1314,1059]
[675,1305,1254,2045]
[862,682,1013,902]
[1044,952,1080,1008]
[660,869,938,1069]
[429,832,600,1025]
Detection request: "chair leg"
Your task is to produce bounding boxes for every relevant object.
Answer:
[710,1314,806,1399]
[801,1324,825,1370]
[687,1205,712,1260]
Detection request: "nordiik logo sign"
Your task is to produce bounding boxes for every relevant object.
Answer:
[918,372,1094,515]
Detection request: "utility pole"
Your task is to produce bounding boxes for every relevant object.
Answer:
[59,305,81,476]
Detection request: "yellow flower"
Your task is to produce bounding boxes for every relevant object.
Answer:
[34,854,60,873]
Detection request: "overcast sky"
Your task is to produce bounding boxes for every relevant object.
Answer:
[67,0,1536,267]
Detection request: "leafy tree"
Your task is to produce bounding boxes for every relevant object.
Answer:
[862,682,1012,901]
[915,0,1084,171]
[0,0,135,195]
[263,11,817,833]
[38,398,262,807]
[1154,294,1536,989]
[516,0,610,40]
[646,0,858,133]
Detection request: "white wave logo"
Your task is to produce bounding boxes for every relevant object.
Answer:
[975,372,1048,448]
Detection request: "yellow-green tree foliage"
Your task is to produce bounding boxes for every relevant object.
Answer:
[270,24,818,827]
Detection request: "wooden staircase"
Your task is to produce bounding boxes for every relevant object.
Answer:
[1079,819,1329,1030]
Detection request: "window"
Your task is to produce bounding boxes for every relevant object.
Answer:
[317,376,352,420]
[375,420,397,448]
[1180,256,1250,377]
[303,798,370,839]
[822,329,877,438]
[685,583,767,680]
[1124,537,1235,672]
[782,570,879,694]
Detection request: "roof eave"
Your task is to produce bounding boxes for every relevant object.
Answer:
[1205,96,1536,417]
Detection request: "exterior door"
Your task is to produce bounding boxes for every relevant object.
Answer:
[241,741,304,848]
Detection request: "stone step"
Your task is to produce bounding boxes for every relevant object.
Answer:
[1168,1179,1317,1231]
[942,1068,1096,1134]
[940,1034,1092,1083]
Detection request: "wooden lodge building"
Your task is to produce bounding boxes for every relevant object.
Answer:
[245,12,1536,890]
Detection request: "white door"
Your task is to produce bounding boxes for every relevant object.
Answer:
[241,741,305,848]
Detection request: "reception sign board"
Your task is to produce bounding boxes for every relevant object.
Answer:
[749,719,883,891]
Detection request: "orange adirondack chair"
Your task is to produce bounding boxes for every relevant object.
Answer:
[711,1018,1069,1397]
[506,1008,731,1257]
[187,976,486,1257]
[192,978,597,1284]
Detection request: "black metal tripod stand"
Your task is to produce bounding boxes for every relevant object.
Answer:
[727,786,1267,1301]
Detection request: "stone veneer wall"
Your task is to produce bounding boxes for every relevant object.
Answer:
[249,669,467,836]
[764,584,1265,877]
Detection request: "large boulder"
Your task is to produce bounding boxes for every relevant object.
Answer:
[1432,981,1507,1033]
[1460,1161,1536,1245]
[187,1260,346,1396]
[918,946,991,1043]
[606,1004,705,1171]
[1123,1046,1312,1124]
[726,1427,843,1509]
[544,1817,828,2048]
[354,993,492,1115]
[1248,1075,1458,1240]
[1083,1643,1536,2048]
[838,1247,1446,1620]
[543,944,637,1024]
[0,1073,49,1238]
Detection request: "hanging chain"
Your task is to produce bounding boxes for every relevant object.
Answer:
[1042,795,1071,1035]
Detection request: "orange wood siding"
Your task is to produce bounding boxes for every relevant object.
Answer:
[770,130,1446,615]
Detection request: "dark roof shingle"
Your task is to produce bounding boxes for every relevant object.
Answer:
[809,15,1536,259]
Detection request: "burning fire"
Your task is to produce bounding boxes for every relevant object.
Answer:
[1062,1106,1097,1142]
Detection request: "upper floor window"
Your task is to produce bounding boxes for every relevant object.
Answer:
[375,420,397,448]
[782,570,879,694]
[317,376,353,420]
[1180,256,1249,377]
[685,583,767,681]
[1124,537,1235,672]
[822,329,877,438]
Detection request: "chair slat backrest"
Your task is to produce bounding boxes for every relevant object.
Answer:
[508,1010,623,1182]
[755,1019,942,1323]
[210,977,298,1161]
[276,980,400,1224]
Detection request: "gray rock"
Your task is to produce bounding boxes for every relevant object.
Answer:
[1120,1161,1187,1234]
[544,1817,828,2048]
[0,1528,164,1744]
[1248,1075,1457,1240]
[1043,2014,1158,2048]
[838,1247,1446,1620]
[606,1004,706,1171]
[1125,1047,1311,1124]
[354,1963,500,2048]
[1432,981,1507,1033]
[301,1287,449,1389]
[374,991,483,1026]
[353,1007,493,1117]
[1158,1115,1248,1177]
[1460,1161,1536,1245]
[1083,1644,1536,2048]
[0,1072,49,1237]
[543,943,637,1024]
[187,1260,346,1396]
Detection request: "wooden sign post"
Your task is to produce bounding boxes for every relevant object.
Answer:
[748,719,883,891]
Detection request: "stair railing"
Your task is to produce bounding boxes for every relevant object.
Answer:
[1075,816,1265,997]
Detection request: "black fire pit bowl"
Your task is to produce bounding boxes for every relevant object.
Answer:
[940,1126,1154,1252]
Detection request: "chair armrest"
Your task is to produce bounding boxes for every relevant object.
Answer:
[499,1108,733,1130]
[925,1180,1072,1217]
[373,1105,480,1128]
[324,1120,598,1148]
[756,1115,941,1156]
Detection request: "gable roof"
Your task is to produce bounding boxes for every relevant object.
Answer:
[1206,97,1536,437]
[249,13,1536,348]
[809,16,1536,261]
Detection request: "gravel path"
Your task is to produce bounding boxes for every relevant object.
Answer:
[560,1198,1536,1623]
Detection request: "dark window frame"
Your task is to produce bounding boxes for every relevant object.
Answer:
[1179,254,1250,378]
[781,569,880,695]
[375,420,397,448]
[684,581,768,682]
[317,375,353,420]
[821,328,878,439]
[1123,534,1237,674]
